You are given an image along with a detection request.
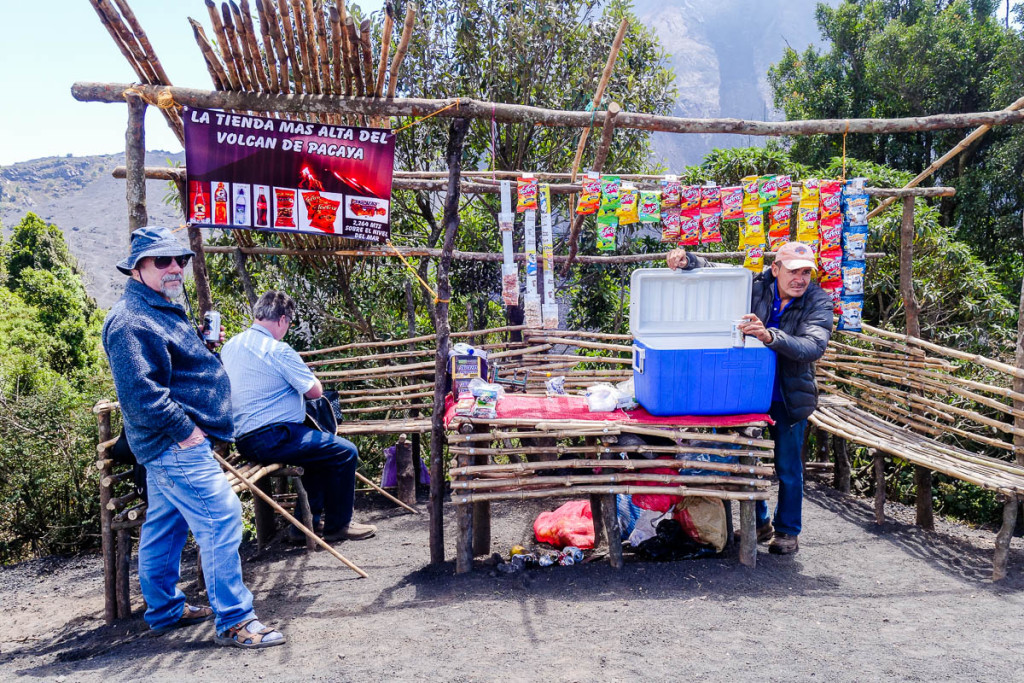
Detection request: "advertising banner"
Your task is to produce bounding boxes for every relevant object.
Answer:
[183,106,396,243]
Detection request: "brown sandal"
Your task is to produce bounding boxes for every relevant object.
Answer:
[153,604,213,634]
[215,618,286,649]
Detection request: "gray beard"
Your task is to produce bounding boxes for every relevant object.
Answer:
[161,277,184,299]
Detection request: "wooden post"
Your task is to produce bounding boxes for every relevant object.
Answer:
[471,445,490,557]
[992,495,1019,581]
[125,91,147,234]
[174,177,214,315]
[900,196,934,530]
[801,425,815,464]
[738,453,757,568]
[292,475,316,551]
[97,410,117,623]
[116,528,132,618]
[833,436,851,493]
[396,434,416,505]
[253,476,276,550]
[816,428,830,463]
[872,449,886,525]
[406,282,424,486]
[1013,210,1024,468]
[429,117,470,566]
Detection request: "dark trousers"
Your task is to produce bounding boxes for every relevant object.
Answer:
[756,402,807,536]
[236,422,359,533]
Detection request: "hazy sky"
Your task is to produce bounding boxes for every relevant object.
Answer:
[0,1,383,166]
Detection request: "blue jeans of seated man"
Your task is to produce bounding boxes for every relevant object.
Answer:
[139,439,254,633]
[756,402,807,536]
[236,423,359,534]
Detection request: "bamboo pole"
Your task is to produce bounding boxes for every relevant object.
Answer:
[565,101,620,272]
[387,4,416,98]
[345,18,365,95]
[359,19,374,97]
[278,0,305,93]
[206,1,242,89]
[212,451,368,576]
[451,473,768,489]
[238,0,272,90]
[221,2,253,90]
[355,471,419,514]
[312,0,332,95]
[1016,212,1024,467]
[71,83,1024,136]
[374,5,394,97]
[190,19,230,91]
[453,485,769,504]
[329,6,345,95]
[254,0,281,93]
[450,458,772,477]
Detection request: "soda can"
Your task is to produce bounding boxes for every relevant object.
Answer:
[203,310,221,343]
[731,319,746,348]
[563,546,584,562]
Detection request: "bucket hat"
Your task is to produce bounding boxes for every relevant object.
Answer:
[116,226,195,275]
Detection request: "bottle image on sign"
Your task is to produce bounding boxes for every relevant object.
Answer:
[213,182,228,225]
[234,187,248,225]
[192,184,208,222]
[255,187,268,227]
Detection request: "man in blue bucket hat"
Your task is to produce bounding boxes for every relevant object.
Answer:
[102,226,285,649]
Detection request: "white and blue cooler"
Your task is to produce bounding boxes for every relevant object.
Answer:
[630,267,776,416]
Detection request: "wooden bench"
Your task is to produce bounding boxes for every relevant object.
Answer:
[808,323,1024,580]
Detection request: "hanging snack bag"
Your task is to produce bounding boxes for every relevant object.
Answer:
[778,175,793,205]
[679,208,701,246]
[741,207,765,248]
[600,175,622,211]
[819,180,842,220]
[758,175,779,208]
[843,223,869,260]
[818,246,843,287]
[800,178,820,205]
[700,209,723,244]
[796,205,820,241]
[841,259,866,296]
[700,184,722,210]
[275,188,296,228]
[741,175,760,209]
[822,282,843,315]
[820,215,843,252]
[768,204,792,240]
[680,185,701,212]
[721,186,743,220]
[596,208,618,252]
[743,245,764,274]
[639,191,661,223]
[838,294,864,332]
[660,206,681,242]
[660,176,682,207]
[616,185,639,225]
[517,175,539,212]
[576,171,601,215]
[844,192,869,226]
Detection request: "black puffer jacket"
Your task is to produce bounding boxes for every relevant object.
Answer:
[683,253,834,420]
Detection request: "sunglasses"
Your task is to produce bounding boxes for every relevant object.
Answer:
[151,255,192,269]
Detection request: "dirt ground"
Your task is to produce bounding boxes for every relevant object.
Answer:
[3,477,1024,682]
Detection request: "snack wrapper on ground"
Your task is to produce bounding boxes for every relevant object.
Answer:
[680,185,701,212]
[576,172,601,215]
[721,186,743,220]
[533,500,595,550]
[819,180,842,220]
[678,208,701,246]
[600,175,622,210]
[660,177,682,207]
[517,176,538,212]
[758,174,779,208]
[661,206,681,241]
[838,294,865,331]
[638,190,661,223]
[700,209,723,244]
[616,186,639,225]
[743,244,764,273]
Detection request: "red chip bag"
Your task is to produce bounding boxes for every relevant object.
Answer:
[700,209,723,244]
[819,246,843,286]
[679,208,700,246]
[819,215,843,251]
[721,186,743,220]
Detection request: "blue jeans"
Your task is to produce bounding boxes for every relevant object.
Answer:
[139,440,254,633]
[756,402,807,536]
[236,423,359,534]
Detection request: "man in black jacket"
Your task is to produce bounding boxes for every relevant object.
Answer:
[667,241,834,554]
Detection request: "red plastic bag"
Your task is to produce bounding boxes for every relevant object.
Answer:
[533,500,595,549]
[631,458,682,513]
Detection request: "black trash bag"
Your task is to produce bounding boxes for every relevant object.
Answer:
[633,518,718,561]
[109,431,147,504]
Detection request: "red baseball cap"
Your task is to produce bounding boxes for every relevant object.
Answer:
[774,241,817,271]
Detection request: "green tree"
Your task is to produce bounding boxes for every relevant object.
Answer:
[5,212,79,285]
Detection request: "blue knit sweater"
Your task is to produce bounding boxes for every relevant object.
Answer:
[102,279,234,464]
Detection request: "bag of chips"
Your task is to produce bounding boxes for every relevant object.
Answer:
[838,294,864,332]
[311,196,341,232]
[800,178,820,207]
[841,259,866,295]
[819,180,842,220]
[596,208,617,251]
[820,215,843,251]
[822,281,843,316]
[616,185,639,225]
[758,175,779,208]
[741,176,760,210]
[679,208,701,246]
[796,205,820,243]
[700,209,723,244]
[660,177,681,207]
[639,191,661,223]
[844,191,869,226]
[700,185,722,210]
[660,206,681,242]
[743,245,764,274]
[576,172,601,215]
[721,186,743,220]
[680,185,701,212]
[600,175,622,211]
[741,207,765,248]
[843,223,869,260]
[818,246,843,287]
[517,175,538,212]
[777,175,793,205]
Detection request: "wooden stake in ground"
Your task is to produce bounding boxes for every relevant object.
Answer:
[355,471,419,514]
[212,451,368,578]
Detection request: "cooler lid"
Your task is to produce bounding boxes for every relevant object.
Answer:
[629,266,752,337]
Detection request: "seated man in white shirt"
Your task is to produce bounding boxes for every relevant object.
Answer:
[221,291,376,542]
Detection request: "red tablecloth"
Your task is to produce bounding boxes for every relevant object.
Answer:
[444,394,771,428]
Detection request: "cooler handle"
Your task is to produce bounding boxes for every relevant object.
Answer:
[632,345,645,374]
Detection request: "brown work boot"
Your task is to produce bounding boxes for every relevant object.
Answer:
[323,521,377,542]
[768,532,799,555]
[732,521,774,544]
